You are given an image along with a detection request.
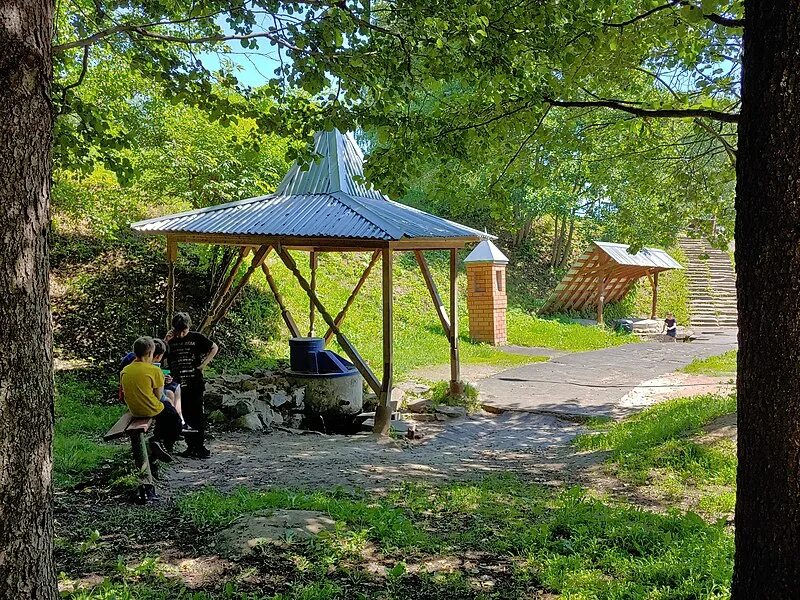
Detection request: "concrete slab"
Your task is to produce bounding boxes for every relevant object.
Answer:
[478,329,737,419]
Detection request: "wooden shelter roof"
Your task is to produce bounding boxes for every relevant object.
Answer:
[540,241,682,314]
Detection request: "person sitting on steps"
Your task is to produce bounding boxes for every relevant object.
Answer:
[662,312,678,340]
[165,312,218,459]
[120,336,183,481]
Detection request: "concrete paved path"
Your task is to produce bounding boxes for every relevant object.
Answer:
[479,329,737,419]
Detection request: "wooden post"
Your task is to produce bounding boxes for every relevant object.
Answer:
[309,250,318,336]
[449,248,463,395]
[650,271,660,319]
[165,239,177,330]
[129,431,154,488]
[200,246,249,332]
[261,263,301,338]
[374,248,393,435]
[324,250,381,344]
[597,272,606,325]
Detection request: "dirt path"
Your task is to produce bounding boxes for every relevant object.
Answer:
[164,335,736,496]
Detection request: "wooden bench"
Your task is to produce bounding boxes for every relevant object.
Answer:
[104,412,156,488]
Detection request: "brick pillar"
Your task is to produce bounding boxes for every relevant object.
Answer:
[464,240,509,346]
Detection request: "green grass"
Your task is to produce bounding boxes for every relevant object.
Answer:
[507,309,637,351]
[54,373,126,487]
[427,380,482,413]
[228,251,543,378]
[575,394,737,487]
[681,350,738,376]
[65,475,733,599]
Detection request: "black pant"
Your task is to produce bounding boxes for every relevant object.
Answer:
[153,400,181,450]
[181,380,206,451]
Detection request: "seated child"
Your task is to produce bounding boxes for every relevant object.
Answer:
[120,339,184,425]
[120,336,182,462]
[662,312,678,340]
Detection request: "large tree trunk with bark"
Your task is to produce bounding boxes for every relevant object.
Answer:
[0,2,58,598]
[733,2,800,596]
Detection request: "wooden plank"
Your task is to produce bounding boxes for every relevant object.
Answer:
[414,250,451,338]
[276,246,382,394]
[104,412,135,441]
[205,245,272,332]
[651,271,659,319]
[324,250,381,344]
[200,246,249,332]
[374,248,393,435]
[164,233,392,249]
[449,248,462,393]
[261,263,301,338]
[309,251,318,336]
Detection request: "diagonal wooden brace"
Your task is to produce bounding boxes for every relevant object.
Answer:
[261,262,301,338]
[204,245,271,333]
[414,250,451,338]
[324,249,381,344]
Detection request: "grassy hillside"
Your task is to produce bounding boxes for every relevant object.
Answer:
[51,234,640,384]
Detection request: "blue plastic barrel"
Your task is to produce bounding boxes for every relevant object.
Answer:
[289,337,325,373]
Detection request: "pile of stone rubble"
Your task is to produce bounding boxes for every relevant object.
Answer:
[204,371,306,431]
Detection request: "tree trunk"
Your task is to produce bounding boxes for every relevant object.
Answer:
[0,2,58,598]
[557,212,576,269]
[733,3,800,597]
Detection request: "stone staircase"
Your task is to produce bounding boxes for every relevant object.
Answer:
[678,237,738,331]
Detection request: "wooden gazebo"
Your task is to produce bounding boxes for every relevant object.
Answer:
[539,241,682,323]
[131,129,487,434]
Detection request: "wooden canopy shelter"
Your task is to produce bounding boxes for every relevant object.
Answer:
[539,241,682,324]
[131,129,487,434]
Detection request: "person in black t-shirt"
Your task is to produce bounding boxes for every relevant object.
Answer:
[165,312,218,458]
[662,312,678,341]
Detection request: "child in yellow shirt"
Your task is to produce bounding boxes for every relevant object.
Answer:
[120,336,182,465]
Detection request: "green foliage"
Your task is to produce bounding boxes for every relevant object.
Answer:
[575,394,737,486]
[54,373,125,487]
[508,309,637,351]
[428,381,481,413]
[681,350,738,376]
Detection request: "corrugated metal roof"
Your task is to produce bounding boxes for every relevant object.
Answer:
[539,241,682,315]
[131,129,488,241]
[594,241,683,269]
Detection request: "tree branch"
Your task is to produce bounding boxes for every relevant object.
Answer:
[603,1,743,29]
[543,97,739,123]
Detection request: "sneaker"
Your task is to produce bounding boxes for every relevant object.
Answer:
[180,446,211,459]
[144,484,160,503]
[148,439,174,463]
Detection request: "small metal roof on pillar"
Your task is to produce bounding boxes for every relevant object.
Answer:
[540,241,682,314]
[130,129,488,250]
[464,239,509,264]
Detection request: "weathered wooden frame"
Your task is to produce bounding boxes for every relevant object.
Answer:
[541,245,671,321]
[162,235,467,435]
